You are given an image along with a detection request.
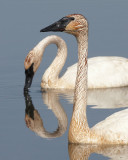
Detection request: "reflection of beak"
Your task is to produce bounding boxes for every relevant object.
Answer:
[40,16,74,32]
[24,63,34,90]
[24,88,35,121]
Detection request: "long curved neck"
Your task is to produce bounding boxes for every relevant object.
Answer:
[68,30,89,143]
[74,32,88,112]
[42,36,67,82]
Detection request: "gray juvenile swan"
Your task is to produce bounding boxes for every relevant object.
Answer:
[41,14,128,144]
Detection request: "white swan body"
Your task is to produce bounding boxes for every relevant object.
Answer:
[42,14,128,144]
[63,56,128,88]
[24,35,128,89]
[92,108,128,144]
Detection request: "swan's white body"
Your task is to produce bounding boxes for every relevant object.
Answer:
[92,108,128,144]
[63,56,128,88]
[25,35,128,89]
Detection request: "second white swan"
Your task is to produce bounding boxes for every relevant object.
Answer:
[24,35,128,89]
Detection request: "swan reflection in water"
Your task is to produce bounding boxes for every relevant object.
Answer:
[44,87,128,109]
[24,90,68,139]
[24,88,128,158]
[68,143,128,160]
[24,87,128,139]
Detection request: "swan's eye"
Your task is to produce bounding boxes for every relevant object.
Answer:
[61,17,74,23]
[58,17,75,28]
[70,17,75,21]
[61,17,70,23]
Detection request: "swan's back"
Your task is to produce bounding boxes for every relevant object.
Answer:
[88,56,128,88]
[62,56,128,89]
[92,108,128,143]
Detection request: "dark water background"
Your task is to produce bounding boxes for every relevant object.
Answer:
[0,0,128,159]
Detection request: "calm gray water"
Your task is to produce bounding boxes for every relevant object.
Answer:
[0,0,128,159]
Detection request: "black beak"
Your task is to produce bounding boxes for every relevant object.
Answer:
[24,63,34,90]
[40,16,74,32]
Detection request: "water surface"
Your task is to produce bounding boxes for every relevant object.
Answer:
[0,0,128,159]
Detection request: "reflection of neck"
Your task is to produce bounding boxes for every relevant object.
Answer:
[68,144,91,160]
[42,91,68,138]
[68,30,90,143]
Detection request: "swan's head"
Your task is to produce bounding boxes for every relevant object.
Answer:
[40,14,88,36]
[24,50,41,90]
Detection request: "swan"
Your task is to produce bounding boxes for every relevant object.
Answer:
[40,14,128,144]
[39,14,128,90]
[24,35,128,90]
[24,90,68,139]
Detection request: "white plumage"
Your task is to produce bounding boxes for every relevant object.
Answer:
[62,56,128,88]
[92,108,128,143]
